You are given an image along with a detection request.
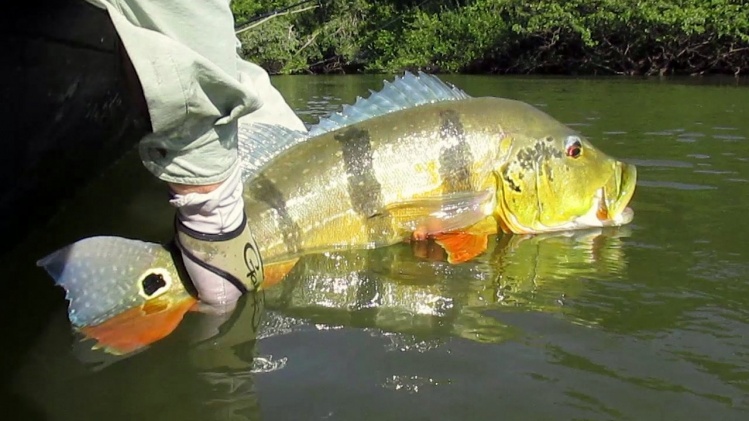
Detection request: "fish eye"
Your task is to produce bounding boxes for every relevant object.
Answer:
[565,136,583,158]
[138,268,172,299]
[142,273,166,296]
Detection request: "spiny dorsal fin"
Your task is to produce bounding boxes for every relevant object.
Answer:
[308,71,471,137]
[237,72,470,181]
[238,122,310,181]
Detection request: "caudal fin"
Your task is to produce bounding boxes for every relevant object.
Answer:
[37,236,194,355]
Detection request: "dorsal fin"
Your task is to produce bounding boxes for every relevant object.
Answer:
[237,122,309,181]
[237,72,471,181]
[307,71,471,137]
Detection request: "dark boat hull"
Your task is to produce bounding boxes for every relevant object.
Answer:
[0,0,147,252]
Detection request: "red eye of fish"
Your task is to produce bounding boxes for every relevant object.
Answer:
[565,137,583,158]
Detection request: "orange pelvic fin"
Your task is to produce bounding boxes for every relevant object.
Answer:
[432,232,489,264]
[261,258,300,289]
[79,295,197,355]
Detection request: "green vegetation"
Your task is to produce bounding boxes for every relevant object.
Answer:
[232,0,749,75]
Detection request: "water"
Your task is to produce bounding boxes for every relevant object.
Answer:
[3,75,749,420]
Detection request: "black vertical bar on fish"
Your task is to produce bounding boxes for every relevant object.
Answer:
[247,175,303,255]
[335,127,384,217]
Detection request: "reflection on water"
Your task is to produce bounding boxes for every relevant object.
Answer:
[265,228,630,344]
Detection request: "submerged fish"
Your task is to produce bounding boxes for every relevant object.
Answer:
[37,72,637,354]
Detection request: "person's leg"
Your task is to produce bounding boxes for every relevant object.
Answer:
[87,0,304,307]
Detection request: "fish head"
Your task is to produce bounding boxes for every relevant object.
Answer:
[493,108,636,234]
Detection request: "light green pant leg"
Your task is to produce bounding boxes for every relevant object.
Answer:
[85,0,305,185]
[83,0,306,306]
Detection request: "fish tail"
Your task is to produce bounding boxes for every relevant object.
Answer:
[37,236,194,354]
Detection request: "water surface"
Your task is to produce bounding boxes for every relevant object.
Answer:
[3,75,749,420]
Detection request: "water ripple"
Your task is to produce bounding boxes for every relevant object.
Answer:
[644,131,679,136]
[381,375,451,393]
[693,170,739,175]
[637,180,717,190]
[713,134,746,141]
[679,132,707,138]
[627,159,693,168]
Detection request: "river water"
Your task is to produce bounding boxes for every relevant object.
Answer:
[3,75,749,420]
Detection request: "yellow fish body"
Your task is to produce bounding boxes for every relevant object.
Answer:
[241,74,635,265]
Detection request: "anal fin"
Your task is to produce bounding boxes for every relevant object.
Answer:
[433,232,489,264]
[261,258,300,289]
[79,294,197,355]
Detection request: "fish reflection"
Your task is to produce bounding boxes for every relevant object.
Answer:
[262,227,630,343]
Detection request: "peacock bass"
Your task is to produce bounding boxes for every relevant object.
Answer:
[37,72,636,354]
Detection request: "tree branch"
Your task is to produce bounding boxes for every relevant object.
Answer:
[236,5,319,35]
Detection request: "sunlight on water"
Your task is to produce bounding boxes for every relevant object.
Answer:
[262,227,631,344]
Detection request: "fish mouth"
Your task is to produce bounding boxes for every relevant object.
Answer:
[574,162,637,228]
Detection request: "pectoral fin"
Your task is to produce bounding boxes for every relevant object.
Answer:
[79,294,197,355]
[433,232,489,264]
[378,189,495,239]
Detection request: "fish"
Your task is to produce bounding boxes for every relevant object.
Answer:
[37,72,637,354]
[240,74,636,267]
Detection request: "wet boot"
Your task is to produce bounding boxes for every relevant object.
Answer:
[170,163,263,308]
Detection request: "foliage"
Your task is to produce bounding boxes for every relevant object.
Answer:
[231,0,749,75]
